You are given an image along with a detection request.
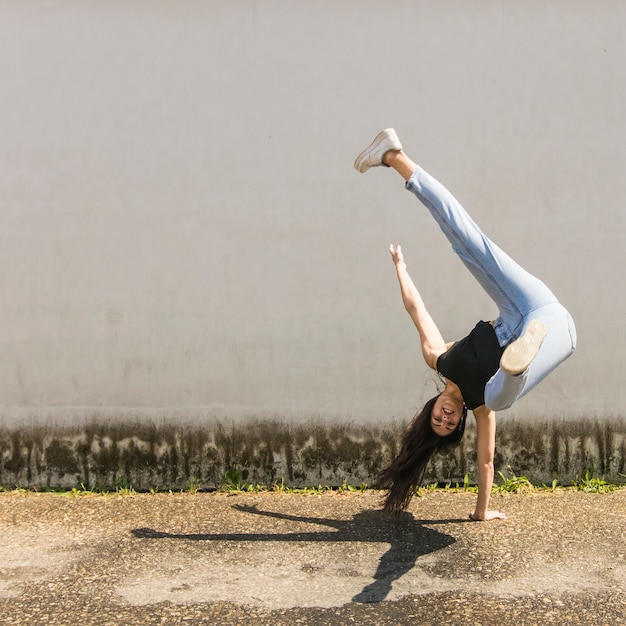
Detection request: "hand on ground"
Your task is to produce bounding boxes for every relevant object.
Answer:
[469,510,508,521]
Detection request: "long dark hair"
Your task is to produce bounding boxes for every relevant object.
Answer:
[376,393,467,514]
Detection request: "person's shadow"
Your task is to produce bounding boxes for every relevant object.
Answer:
[132,504,466,604]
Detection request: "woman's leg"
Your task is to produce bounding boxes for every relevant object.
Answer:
[485,302,577,410]
[384,150,558,346]
[355,131,576,407]
[382,150,577,408]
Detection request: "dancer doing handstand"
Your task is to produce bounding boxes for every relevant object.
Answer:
[354,129,577,521]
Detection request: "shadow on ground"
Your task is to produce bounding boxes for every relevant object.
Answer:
[132,505,465,603]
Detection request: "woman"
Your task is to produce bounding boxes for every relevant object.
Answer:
[354,129,577,521]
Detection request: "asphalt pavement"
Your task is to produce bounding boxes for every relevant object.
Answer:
[1,489,625,625]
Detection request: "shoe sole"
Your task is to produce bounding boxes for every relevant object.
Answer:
[353,129,399,173]
[500,320,548,376]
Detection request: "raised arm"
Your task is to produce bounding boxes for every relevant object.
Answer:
[470,405,508,521]
[390,244,451,369]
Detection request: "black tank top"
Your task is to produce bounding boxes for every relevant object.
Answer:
[436,321,505,410]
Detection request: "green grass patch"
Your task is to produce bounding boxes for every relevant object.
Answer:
[2,468,625,498]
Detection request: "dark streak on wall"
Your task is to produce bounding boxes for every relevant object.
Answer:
[1,418,625,491]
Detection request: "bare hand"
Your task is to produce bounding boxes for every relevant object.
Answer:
[469,510,508,521]
[389,243,405,265]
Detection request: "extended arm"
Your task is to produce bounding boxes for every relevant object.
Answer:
[470,405,508,521]
[390,244,452,369]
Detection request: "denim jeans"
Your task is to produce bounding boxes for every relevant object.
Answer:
[406,166,577,411]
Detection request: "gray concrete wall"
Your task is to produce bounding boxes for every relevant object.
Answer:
[3,417,625,490]
[1,1,625,426]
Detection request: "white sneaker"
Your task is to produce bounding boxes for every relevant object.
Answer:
[500,320,548,376]
[354,128,402,173]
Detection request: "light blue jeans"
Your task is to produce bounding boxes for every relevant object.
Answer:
[406,166,577,411]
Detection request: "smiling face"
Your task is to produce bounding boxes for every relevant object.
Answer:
[430,392,465,437]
